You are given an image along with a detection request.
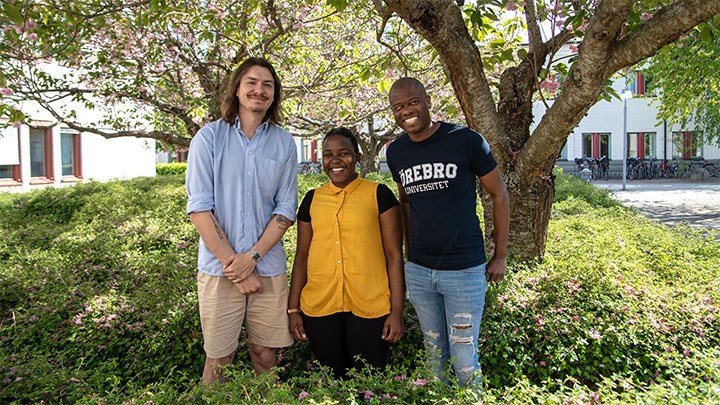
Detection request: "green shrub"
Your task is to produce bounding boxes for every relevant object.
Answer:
[1,171,719,403]
[553,167,620,208]
[156,162,187,175]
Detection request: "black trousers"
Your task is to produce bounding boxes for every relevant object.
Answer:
[302,311,390,379]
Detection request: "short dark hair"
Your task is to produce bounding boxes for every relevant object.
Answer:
[389,77,427,98]
[220,57,284,124]
[323,127,360,154]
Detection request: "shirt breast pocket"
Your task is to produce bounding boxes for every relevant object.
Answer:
[256,155,284,197]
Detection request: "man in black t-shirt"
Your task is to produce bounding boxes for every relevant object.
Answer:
[386,77,509,389]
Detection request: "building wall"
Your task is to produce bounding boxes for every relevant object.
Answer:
[533,80,720,163]
[1,123,156,192]
[81,132,156,182]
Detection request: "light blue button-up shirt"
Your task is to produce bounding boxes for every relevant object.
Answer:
[186,117,298,277]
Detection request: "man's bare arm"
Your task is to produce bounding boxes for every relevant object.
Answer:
[478,168,510,282]
[220,214,295,288]
[189,211,235,267]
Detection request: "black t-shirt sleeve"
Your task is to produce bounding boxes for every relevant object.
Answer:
[376,184,400,214]
[297,190,315,222]
[468,130,497,177]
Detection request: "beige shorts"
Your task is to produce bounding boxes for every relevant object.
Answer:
[197,271,293,359]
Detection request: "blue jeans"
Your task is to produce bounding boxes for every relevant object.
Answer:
[405,261,488,387]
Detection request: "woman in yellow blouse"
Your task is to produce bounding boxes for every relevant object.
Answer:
[288,127,404,379]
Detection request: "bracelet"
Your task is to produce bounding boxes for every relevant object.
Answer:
[287,308,299,314]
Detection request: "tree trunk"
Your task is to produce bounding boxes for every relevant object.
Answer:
[482,169,554,260]
[359,151,381,176]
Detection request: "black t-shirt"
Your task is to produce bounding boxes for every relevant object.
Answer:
[297,183,399,222]
[386,122,497,270]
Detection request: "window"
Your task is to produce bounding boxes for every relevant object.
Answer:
[672,131,703,159]
[627,132,656,159]
[60,129,82,178]
[626,71,647,96]
[30,127,54,179]
[0,126,22,183]
[582,133,609,159]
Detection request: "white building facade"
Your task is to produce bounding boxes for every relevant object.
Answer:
[0,122,156,192]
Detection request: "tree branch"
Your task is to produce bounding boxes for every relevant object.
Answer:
[606,0,720,73]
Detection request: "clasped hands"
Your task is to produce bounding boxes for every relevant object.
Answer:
[223,251,263,294]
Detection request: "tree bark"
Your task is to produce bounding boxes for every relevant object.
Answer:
[381,0,720,260]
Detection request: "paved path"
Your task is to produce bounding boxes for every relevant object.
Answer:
[592,179,720,234]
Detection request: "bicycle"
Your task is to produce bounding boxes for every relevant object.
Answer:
[703,162,718,178]
[658,159,673,179]
[646,157,659,180]
[592,156,609,180]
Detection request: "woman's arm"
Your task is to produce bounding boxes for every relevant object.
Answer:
[379,205,405,342]
[288,220,313,340]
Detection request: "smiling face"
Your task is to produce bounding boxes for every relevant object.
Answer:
[389,80,435,141]
[322,134,359,188]
[236,65,275,116]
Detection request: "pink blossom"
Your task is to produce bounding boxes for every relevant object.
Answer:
[679,34,689,40]
[683,348,691,357]
[24,20,36,30]
[555,19,565,28]
[569,44,579,53]
[298,391,309,400]
[363,390,374,399]
[412,378,428,386]
[394,374,407,381]
[677,42,684,48]
[14,25,22,34]
[1,88,13,96]
[539,361,547,367]
[506,0,518,11]
[640,12,652,21]
[11,122,21,129]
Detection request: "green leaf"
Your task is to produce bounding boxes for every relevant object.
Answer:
[699,24,714,44]
[3,3,24,25]
[326,0,348,12]
[489,38,506,48]
[501,48,514,62]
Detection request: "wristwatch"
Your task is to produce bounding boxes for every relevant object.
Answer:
[250,250,261,262]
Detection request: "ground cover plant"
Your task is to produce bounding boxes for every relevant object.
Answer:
[1,172,719,403]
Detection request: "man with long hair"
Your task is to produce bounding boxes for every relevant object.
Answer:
[186,57,298,384]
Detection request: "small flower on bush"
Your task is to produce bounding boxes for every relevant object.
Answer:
[411,378,427,386]
[298,391,309,400]
[363,390,374,399]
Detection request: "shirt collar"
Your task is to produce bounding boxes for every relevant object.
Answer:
[233,116,271,133]
[328,175,362,194]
